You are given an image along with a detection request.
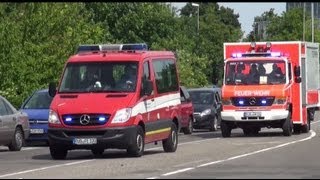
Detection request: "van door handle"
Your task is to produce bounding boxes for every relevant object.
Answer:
[151,98,155,102]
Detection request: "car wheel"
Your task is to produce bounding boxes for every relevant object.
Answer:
[91,147,105,158]
[127,126,145,157]
[8,127,24,151]
[182,117,193,135]
[50,144,68,160]
[209,116,218,131]
[163,122,178,152]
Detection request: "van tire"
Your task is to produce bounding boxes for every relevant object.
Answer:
[50,144,68,160]
[221,120,231,138]
[163,122,178,152]
[8,127,24,151]
[127,126,144,157]
[282,113,293,136]
[182,117,193,135]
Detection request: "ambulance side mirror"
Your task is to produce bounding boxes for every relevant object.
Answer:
[294,66,301,83]
[294,66,300,77]
[48,82,57,97]
[295,77,301,83]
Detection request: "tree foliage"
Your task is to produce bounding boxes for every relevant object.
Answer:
[0,2,242,107]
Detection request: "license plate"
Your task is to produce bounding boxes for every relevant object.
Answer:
[244,112,261,117]
[73,138,97,145]
[30,129,44,134]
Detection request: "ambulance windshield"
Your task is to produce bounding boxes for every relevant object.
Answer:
[225,60,286,85]
[59,61,138,93]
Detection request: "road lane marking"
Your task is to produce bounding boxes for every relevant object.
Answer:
[1,121,318,178]
[0,137,220,178]
[162,168,195,176]
[0,160,94,178]
[147,130,316,179]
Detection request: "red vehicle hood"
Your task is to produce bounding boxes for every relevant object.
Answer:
[51,93,136,115]
[222,84,287,98]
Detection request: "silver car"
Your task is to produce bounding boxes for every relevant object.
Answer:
[0,95,30,151]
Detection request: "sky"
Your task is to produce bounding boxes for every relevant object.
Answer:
[172,3,286,37]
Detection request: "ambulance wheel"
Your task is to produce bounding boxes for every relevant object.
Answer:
[127,126,145,157]
[162,122,178,152]
[221,120,231,138]
[50,144,68,160]
[293,125,301,134]
[282,113,293,136]
[301,119,311,133]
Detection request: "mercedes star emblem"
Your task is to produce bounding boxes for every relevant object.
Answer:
[80,114,90,125]
[249,97,256,105]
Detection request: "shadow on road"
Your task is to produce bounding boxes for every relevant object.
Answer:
[32,149,163,161]
[188,128,302,139]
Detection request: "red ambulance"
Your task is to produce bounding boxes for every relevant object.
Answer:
[221,41,319,137]
[47,43,181,159]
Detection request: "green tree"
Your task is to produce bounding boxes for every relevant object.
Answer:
[0,3,108,107]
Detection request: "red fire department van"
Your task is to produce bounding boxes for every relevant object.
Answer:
[221,41,319,137]
[47,43,181,159]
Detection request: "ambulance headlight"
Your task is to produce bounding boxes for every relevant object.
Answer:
[111,108,132,124]
[222,98,232,105]
[273,98,286,105]
[48,110,61,124]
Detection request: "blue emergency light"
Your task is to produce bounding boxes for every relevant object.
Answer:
[77,43,148,53]
[231,52,281,58]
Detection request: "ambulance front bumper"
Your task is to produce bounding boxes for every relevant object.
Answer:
[221,110,289,122]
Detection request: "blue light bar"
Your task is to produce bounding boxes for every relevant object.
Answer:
[261,100,267,104]
[65,117,72,122]
[239,100,244,105]
[77,43,148,53]
[99,117,106,121]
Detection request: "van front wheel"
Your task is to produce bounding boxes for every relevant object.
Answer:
[127,126,145,157]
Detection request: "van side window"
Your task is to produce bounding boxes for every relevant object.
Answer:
[288,62,292,81]
[141,61,151,97]
[152,59,179,94]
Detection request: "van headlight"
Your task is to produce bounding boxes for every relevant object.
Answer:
[48,110,61,124]
[111,108,132,124]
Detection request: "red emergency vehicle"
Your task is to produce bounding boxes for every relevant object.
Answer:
[221,41,319,137]
[47,43,181,159]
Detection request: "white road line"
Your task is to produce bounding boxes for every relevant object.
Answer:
[148,130,316,179]
[0,160,94,178]
[162,168,195,176]
[146,177,158,179]
[0,136,220,178]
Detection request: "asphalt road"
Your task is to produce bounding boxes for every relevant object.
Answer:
[0,112,320,179]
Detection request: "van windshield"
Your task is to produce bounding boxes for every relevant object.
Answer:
[59,61,139,93]
[224,60,286,85]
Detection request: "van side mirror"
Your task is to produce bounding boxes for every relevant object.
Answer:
[295,77,302,83]
[48,82,57,97]
[143,80,153,96]
[294,66,300,77]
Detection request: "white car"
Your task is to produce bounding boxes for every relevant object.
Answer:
[0,95,30,151]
